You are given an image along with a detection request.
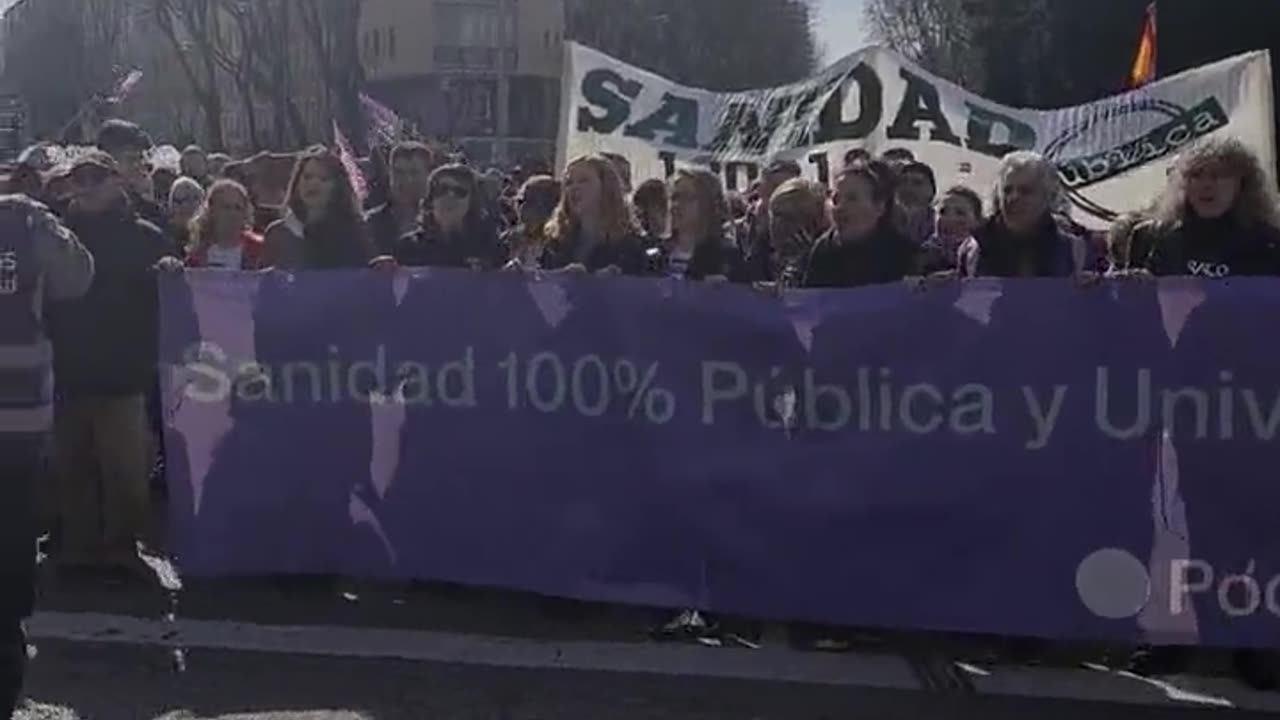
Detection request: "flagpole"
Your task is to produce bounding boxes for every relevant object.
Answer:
[56,97,101,144]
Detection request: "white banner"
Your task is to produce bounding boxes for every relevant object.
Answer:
[558,43,1275,229]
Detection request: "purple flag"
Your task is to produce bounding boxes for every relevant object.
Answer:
[360,93,405,147]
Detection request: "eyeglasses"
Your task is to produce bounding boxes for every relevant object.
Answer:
[434,184,470,199]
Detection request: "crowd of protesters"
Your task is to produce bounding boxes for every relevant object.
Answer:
[4,115,1280,713]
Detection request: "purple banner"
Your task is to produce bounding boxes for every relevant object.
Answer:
[159,270,1280,648]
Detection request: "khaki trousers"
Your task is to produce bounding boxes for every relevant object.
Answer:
[52,395,152,562]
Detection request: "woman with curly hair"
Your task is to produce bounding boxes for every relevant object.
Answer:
[959,151,1091,278]
[1129,137,1280,277]
[1126,138,1280,690]
[541,155,648,275]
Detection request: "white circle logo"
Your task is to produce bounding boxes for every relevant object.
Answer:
[1076,548,1151,620]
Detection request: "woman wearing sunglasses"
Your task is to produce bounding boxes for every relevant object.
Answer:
[391,164,501,269]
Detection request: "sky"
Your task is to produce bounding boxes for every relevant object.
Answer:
[815,0,871,65]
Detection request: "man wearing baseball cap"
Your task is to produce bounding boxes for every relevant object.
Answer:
[45,149,175,582]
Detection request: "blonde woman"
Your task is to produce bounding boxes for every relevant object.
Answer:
[1126,137,1280,689]
[1129,137,1280,277]
[541,155,648,275]
[184,179,265,270]
[747,177,830,288]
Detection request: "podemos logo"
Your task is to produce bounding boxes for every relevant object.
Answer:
[1045,97,1229,224]
[1076,549,1280,621]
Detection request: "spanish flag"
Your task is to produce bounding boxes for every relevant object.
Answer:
[1128,3,1158,89]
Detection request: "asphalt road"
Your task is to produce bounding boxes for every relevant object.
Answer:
[14,568,1280,719]
[16,640,1276,720]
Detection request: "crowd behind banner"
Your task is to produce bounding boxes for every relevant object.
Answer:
[6,113,1280,687]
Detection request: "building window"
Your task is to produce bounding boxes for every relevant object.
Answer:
[373,28,381,58]
[388,26,397,60]
[434,1,517,57]
[544,30,550,49]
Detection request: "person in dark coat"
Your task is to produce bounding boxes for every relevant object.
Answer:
[895,160,937,246]
[96,120,166,229]
[647,168,744,282]
[365,141,435,256]
[633,178,670,242]
[959,151,1091,279]
[541,155,649,276]
[1127,137,1280,690]
[179,145,213,189]
[737,158,802,261]
[499,175,561,268]
[391,164,501,270]
[45,153,177,575]
[646,167,752,643]
[746,177,830,287]
[802,161,918,289]
[263,146,380,271]
[0,195,92,716]
[958,150,1153,665]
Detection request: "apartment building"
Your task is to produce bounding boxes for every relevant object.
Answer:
[360,0,565,166]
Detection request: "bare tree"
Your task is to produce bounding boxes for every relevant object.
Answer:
[79,0,133,99]
[211,0,263,150]
[294,0,366,145]
[217,0,311,148]
[3,0,133,139]
[567,0,818,91]
[151,0,227,149]
[865,0,984,87]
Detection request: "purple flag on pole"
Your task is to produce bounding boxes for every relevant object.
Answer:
[333,120,368,202]
[360,93,405,147]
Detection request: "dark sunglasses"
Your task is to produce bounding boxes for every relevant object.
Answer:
[433,183,470,199]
